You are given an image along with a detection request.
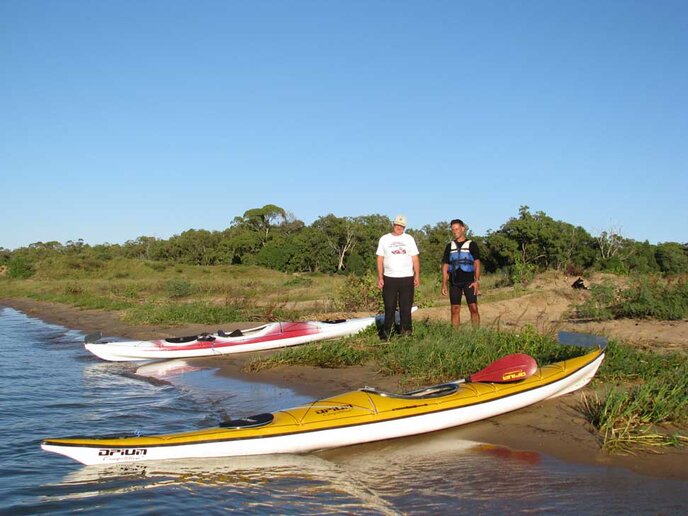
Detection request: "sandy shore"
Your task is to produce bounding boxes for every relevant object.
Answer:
[2,297,686,481]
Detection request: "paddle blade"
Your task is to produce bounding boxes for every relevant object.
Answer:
[558,331,608,349]
[468,353,538,383]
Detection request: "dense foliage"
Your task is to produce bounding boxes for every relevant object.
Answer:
[3,205,686,280]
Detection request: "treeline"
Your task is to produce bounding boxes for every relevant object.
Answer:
[2,205,687,279]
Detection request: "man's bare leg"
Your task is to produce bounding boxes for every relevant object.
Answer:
[468,303,480,326]
[451,304,461,330]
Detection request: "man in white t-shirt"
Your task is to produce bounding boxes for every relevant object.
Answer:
[376,215,420,339]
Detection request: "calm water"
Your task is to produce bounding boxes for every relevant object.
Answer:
[1,306,686,514]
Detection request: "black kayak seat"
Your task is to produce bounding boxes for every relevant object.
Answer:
[218,329,244,337]
[165,335,203,344]
[219,413,274,429]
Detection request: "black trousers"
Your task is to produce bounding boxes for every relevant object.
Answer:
[382,275,415,337]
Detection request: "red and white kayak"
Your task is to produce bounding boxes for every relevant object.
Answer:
[83,309,416,362]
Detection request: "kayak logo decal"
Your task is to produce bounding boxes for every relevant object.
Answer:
[99,448,148,457]
[501,370,528,381]
[315,404,353,415]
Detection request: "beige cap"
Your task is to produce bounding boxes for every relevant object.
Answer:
[393,215,407,227]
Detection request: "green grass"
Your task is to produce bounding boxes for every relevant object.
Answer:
[248,323,585,386]
[581,380,688,454]
[597,340,688,382]
[578,341,688,453]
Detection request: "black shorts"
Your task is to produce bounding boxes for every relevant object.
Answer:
[449,282,478,305]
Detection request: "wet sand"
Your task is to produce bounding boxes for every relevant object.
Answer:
[2,297,686,480]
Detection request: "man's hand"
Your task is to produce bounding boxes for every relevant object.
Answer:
[441,283,448,296]
[378,277,384,289]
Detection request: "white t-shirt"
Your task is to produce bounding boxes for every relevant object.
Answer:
[376,232,419,278]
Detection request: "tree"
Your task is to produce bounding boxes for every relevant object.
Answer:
[254,237,293,271]
[311,214,363,272]
[122,236,161,260]
[154,229,224,265]
[234,204,287,247]
[219,227,262,265]
[484,206,595,272]
[624,241,660,273]
[596,228,625,260]
[288,227,334,272]
[655,242,688,275]
[413,222,452,273]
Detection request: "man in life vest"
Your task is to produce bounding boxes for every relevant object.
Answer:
[441,219,481,329]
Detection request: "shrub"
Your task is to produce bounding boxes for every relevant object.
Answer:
[617,275,688,320]
[509,258,537,286]
[574,276,688,321]
[282,275,314,288]
[7,257,35,279]
[164,278,195,298]
[335,272,382,312]
[145,261,168,272]
[63,282,85,296]
[574,282,618,320]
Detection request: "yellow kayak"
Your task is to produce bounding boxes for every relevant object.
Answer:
[42,348,604,465]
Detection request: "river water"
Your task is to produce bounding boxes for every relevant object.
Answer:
[1,306,686,514]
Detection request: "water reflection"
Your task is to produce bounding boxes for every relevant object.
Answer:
[135,359,202,380]
[46,454,401,515]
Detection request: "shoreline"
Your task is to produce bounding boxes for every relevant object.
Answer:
[2,297,686,481]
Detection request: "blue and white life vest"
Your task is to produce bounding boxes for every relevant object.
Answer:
[448,240,474,273]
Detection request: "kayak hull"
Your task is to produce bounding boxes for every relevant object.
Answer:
[42,349,604,465]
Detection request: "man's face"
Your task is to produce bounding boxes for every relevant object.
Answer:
[392,224,405,235]
[451,223,465,240]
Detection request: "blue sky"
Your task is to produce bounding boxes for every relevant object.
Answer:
[2,0,686,250]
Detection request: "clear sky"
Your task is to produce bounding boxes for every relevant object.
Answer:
[2,0,686,250]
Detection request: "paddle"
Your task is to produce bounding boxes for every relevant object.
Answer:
[84,332,103,344]
[453,353,538,385]
[397,353,538,398]
[557,331,608,349]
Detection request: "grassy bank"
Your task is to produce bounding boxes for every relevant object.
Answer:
[0,256,509,322]
[0,258,347,323]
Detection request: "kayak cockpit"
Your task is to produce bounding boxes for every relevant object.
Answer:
[219,413,274,429]
[360,383,459,399]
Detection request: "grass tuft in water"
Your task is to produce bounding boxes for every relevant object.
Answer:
[581,380,688,454]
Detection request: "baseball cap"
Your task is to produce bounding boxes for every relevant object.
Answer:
[393,215,407,227]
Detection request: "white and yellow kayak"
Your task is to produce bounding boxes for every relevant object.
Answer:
[42,349,604,465]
